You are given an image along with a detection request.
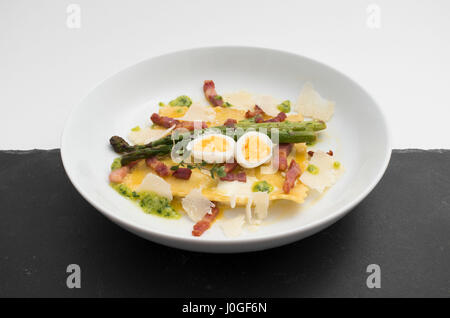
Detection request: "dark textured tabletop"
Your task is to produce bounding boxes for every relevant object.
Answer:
[0,149,449,297]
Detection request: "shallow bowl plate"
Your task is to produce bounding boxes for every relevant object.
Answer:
[61,46,391,253]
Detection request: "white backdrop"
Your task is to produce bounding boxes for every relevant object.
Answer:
[1,0,449,149]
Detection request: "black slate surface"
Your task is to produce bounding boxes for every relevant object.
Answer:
[0,149,449,297]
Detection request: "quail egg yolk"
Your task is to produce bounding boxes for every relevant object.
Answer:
[193,135,230,153]
[242,135,271,163]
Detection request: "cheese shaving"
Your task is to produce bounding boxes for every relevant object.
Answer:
[295,82,335,121]
[244,191,269,224]
[182,188,215,222]
[253,95,280,117]
[180,102,215,122]
[222,91,255,112]
[128,125,175,145]
[216,177,258,208]
[221,215,245,238]
[136,173,173,200]
[253,192,269,220]
[245,196,254,224]
[300,150,340,193]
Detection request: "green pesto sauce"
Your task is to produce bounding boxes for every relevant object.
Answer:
[333,161,341,169]
[169,95,192,107]
[307,164,319,175]
[110,183,180,219]
[252,180,274,193]
[131,126,141,132]
[277,100,291,113]
[111,157,122,170]
[223,101,233,107]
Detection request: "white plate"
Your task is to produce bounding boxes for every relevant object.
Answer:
[61,46,391,253]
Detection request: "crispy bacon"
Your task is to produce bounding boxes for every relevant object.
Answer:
[327,150,334,156]
[151,113,179,128]
[220,171,247,182]
[203,80,223,107]
[224,161,238,173]
[150,113,207,131]
[245,105,265,118]
[283,160,301,194]
[146,156,170,177]
[308,151,315,157]
[223,118,237,127]
[176,120,208,130]
[192,204,219,236]
[109,166,130,183]
[263,112,287,123]
[172,167,192,180]
[275,143,294,171]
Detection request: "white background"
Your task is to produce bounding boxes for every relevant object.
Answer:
[1,0,449,150]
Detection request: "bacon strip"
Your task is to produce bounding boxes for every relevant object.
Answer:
[276,143,294,171]
[172,167,192,180]
[203,80,223,107]
[192,205,219,236]
[146,156,170,177]
[245,105,265,118]
[150,113,178,128]
[108,160,140,183]
[283,160,301,194]
[220,171,247,182]
[175,120,208,130]
[109,166,130,183]
[150,113,207,131]
[223,118,237,127]
[224,161,238,173]
[263,112,287,123]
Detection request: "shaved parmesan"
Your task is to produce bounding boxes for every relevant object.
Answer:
[300,150,340,193]
[180,102,215,122]
[128,125,175,145]
[221,215,245,238]
[216,176,258,208]
[216,177,270,224]
[136,173,173,200]
[253,95,280,117]
[182,188,215,222]
[295,83,335,121]
[245,196,254,224]
[244,191,270,224]
[222,91,255,111]
[253,192,269,220]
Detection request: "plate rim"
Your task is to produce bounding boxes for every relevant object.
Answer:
[61,45,392,249]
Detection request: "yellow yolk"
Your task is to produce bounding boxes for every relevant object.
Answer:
[242,135,271,163]
[193,135,229,152]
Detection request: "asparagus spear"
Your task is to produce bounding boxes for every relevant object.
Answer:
[119,129,317,165]
[111,120,325,155]
[235,120,326,131]
[120,144,172,166]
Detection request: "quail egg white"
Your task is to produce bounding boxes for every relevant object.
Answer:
[187,133,236,164]
[235,131,273,169]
